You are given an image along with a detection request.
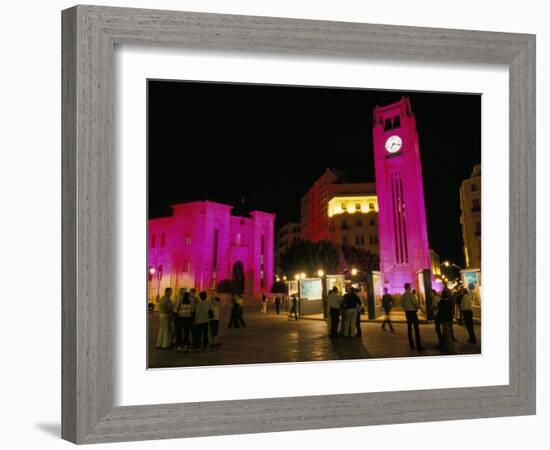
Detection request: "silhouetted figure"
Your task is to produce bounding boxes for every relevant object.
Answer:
[193,291,210,351]
[342,288,361,338]
[155,287,173,350]
[437,288,456,354]
[431,289,444,349]
[401,283,424,351]
[381,288,395,332]
[210,296,221,347]
[327,287,342,338]
[236,294,246,327]
[261,292,268,314]
[461,288,477,344]
[173,290,193,352]
[274,296,281,315]
[289,295,298,321]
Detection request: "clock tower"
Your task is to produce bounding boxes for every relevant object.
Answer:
[373,97,432,293]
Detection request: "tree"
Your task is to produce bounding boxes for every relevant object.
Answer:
[271,280,288,295]
[216,278,244,295]
[341,245,380,277]
[279,239,341,276]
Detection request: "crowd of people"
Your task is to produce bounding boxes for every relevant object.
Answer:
[155,287,224,353]
[324,282,478,354]
[154,283,479,356]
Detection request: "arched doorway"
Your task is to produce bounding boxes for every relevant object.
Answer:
[232,261,245,295]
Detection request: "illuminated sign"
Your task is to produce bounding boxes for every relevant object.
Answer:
[299,278,323,300]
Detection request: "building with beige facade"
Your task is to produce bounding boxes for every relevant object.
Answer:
[460,164,481,269]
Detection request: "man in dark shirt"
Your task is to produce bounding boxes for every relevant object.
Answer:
[381,288,395,332]
[342,288,362,337]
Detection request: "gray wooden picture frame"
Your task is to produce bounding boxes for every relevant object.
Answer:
[61,4,536,444]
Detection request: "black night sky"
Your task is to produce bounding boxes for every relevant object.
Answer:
[148,80,481,267]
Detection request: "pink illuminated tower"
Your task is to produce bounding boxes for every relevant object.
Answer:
[373,97,432,294]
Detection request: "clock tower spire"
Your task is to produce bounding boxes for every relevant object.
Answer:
[373,97,432,293]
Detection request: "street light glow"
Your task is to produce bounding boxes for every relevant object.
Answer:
[317,269,324,277]
[351,268,358,276]
[149,267,155,275]
[300,272,306,279]
[294,274,300,280]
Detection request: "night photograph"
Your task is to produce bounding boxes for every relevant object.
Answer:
[147,80,482,368]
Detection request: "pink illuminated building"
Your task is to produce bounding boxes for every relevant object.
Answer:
[148,201,275,299]
[373,97,433,293]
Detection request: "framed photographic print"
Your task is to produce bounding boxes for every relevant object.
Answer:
[62,5,536,444]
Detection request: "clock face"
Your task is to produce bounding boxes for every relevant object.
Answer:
[385,135,403,154]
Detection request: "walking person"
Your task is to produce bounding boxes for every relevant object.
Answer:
[193,291,211,351]
[327,287,341,338]
[235,294,246,327]
[173,290,193,352]
[288,294,298,321]
[274,296,281,315]
[210,296,222,347]
[261,293,268,314]
[461,287,477,344]
[401,283,424,351]
[155,287,173,350]
[381,288,395,332]
[437,288,456,354]
[342,288,361,338]
[453,288,463,325]
[431,289,444,349]
[227,295,239,328]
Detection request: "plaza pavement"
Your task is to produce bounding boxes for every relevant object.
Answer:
[148,304,481,369]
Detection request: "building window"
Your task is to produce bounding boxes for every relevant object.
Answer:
[375,235,379,244]
[384,117,392,131]
[341,203,347,211]
[355,236,360,246]
[472,198,481,212]
[235,232,242,246]
[355,203,361,211]
[160,233,166,248]
[370,235,374,245]
[471,183,478,192]
[475,221,481,236]
[342,235,348,246]
[356,219,362,227]
[150,234,156,248]
[341,220,348,230]
[369,218,375,226]
[393,115,401,128]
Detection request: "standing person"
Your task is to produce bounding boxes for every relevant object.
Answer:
[189,288,199,345]
[173,291,193,352]
[453,289,463,325]
[401,283,424,351]
[209,296,222,347]
[193,291,211,351]
[461,288,477,344]
[155,287,173,350]
[288,294,298,321]
[355,293,364,338]
[437,288,456,354]
[431,289,443,349]
[261,293,268,314]
[342,288,361,338]
[381,288,395,332]
[274,296,281,315]
[326,287,341,338]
